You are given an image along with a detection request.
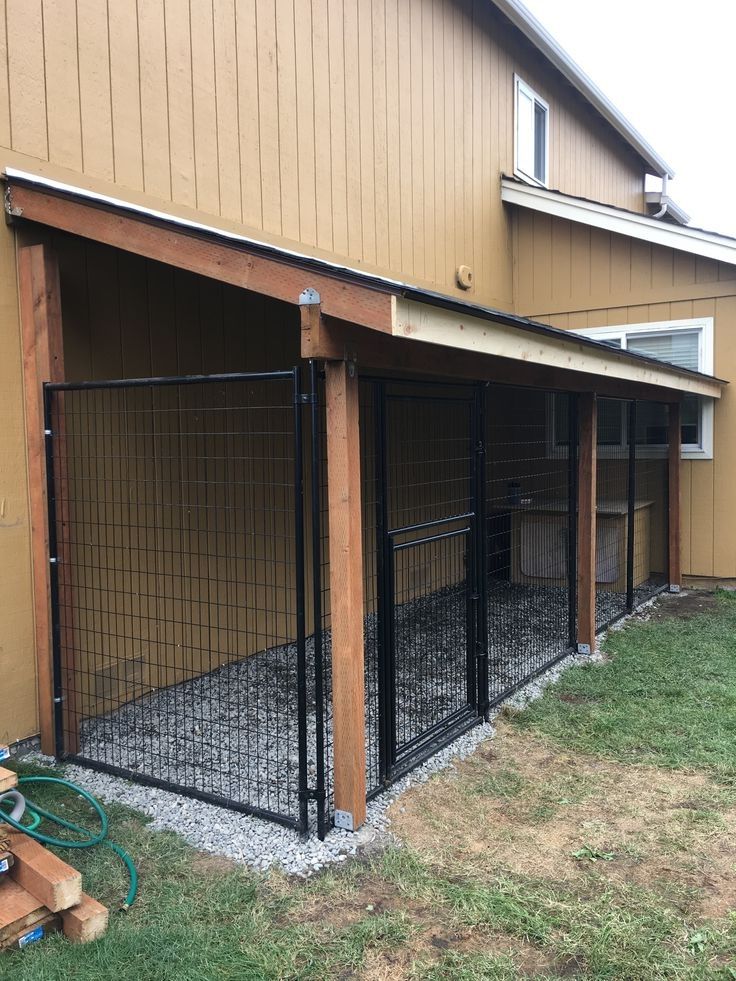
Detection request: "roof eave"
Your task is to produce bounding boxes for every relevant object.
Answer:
[501,177,736,268]
[492,0,675,179]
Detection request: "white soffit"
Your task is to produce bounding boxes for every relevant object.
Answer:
[393,298,724,399]
[501,178,736,268]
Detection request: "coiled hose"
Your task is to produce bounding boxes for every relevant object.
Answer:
[0,775,138,910]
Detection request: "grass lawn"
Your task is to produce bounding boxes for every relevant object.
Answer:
[3,590,736,979]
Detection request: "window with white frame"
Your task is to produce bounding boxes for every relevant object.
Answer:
[549,318,714,459]
[514,75,549,186]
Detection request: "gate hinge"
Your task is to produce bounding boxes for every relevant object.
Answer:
[49,556,58,564]
[53,696,64,704]
[300,787,325,803]
[295,392,316,405]
[475,440,485,454]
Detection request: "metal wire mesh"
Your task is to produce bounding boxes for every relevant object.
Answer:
[595,398,632,631]
[46,372,309,830]
[385,389,477,769]
[634,400,670,604]
[359,380,382,794]
[47,364,674,837]
[485,387,575,704]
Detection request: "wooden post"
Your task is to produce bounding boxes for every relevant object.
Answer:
[668,401,682,590]
[18,243,68,755]
[325,358,367,830]
[577,393,597,653]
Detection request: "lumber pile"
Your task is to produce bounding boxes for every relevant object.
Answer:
[0,768,109,950]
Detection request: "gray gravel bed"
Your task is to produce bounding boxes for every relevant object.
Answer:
[28,589,672,877]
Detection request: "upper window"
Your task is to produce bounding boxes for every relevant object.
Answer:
[514,75,549,186]
[575,319,714,459]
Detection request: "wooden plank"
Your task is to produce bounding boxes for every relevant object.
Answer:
[6,184,395,333]
[60,892,109,944]
[577,394,597,652]
[18,243,69,756]
[7,832,82,913]
[0,878,43,938]
[0,769,17,794]
[668,401,682,588]
[306,316,693,404]
[1,911,62,950]
[325,360,367,831]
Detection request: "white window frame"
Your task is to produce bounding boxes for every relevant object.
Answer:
[548,318,714,460]
[514,74,549,188]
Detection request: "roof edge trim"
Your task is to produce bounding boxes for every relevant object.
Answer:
[502,178,736,267]
[492,0,674,179]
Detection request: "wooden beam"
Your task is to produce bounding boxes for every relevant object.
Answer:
[0,767,18,793]
[668,402,682,589]
[577,394,597,653]
[325,359,367,830]
[7,832,82,913]
[60,893,109,943]
[6,182,394,332]
[18,243,70,756]
[308,316,687,403]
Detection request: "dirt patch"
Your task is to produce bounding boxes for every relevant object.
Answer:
[295,868,572,979]
[296,877,409,931]
[189,852,238,875]
[388,724,736,921]
[353,918,573,980]
[645,590,719,623]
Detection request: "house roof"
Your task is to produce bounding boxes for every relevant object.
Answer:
[501,177,736,267]
[4,167,725,400]
[491,0,675,179]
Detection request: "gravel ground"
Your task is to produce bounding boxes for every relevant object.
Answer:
[27,591,672,876]
[78,583,571,815]
[33,638,601,877]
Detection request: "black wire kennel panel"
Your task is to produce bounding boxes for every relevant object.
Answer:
[383,386,480,778]
[485,387,577,704]
[359,380,383,794]
[633,400,670,605]
[44,370,311,832]
[595,398,633,632]
[365,380,483,789]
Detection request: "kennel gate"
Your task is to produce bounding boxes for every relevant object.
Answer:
[371,381,487,785]
[44,368,329,836]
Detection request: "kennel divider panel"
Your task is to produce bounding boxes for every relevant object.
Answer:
[46,369,311,831]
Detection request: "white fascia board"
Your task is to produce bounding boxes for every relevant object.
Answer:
[501,179,736,268]
[393,298,723,399]
[491,0,674,179]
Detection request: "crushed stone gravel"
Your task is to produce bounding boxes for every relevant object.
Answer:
[24,592,674,878]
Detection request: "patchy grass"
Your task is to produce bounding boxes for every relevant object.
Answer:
[511,590,736,781]
[3,591,736,979]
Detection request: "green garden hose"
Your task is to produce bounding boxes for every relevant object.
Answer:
[0,775,138,909]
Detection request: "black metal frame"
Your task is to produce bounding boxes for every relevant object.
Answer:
[44,368,326,835]
[595,397,671,634]
[44,363,672,839]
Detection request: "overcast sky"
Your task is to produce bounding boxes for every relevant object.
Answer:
[520,0,736,235]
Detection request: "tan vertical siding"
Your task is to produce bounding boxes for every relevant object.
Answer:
[0,0,646,311]
[0,224,35,745]
[516,211,736,578]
